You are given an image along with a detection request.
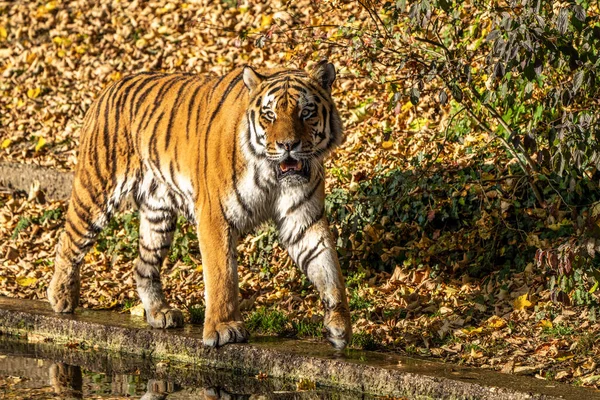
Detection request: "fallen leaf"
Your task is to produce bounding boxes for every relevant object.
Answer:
[16,276,38,287]
[35,137,46,152]
[486,315,507,329]
[27,87,41,99]
[513,294,532,310]
[382,141,394,150]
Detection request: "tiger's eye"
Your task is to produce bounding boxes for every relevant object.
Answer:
[264,110,276,120]
[301,109,311,118]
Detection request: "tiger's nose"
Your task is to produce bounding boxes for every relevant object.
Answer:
[276,140,301,152]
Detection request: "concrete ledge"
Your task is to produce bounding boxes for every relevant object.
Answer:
[0,297,596,399]
[0,162,73,200]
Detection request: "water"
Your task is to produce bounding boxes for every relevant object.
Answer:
[0,336,369,399]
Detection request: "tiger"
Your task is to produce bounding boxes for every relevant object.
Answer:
[47,60,352,349]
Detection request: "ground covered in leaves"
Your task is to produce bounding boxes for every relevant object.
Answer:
[0,0,599,391]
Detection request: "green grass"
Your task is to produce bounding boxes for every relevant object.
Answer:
[349,289,372,311]
[246,307,289,335]
[246,307,324,338]
[188,304,205,324]
[542,324,575,337]
[11,217,31,239]
[95,212,139,261]
[350,332,379,350]
[121,298,136,311]
[11,208,64,239]
[291,319,323,338]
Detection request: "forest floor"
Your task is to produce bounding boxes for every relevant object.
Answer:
[0,0,598,390]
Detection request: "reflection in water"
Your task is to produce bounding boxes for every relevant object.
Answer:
[1,353,356,400]
[49,362,83,399]
[48,361,247,399]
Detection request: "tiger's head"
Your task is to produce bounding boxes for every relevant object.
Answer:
[242,61,343,186]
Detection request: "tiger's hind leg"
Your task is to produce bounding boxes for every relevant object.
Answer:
[135,185,184,329]
[48,175,119,313]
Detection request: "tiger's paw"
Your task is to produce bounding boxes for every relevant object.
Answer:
[203,321,249,347]
[324,310,352,350]
[47,276,79,313]
[146,307,184,329]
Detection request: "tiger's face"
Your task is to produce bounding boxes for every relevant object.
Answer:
[243,62,343,186]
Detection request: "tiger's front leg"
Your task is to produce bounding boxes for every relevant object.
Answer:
[283,216,352,349]
[197,210,249,347]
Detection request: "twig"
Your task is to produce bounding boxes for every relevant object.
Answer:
[462,105,546,208]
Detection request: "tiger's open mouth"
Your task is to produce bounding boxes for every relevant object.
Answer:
[276,157,310,181]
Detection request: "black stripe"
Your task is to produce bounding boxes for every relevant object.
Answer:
[168,160,185,198]
[64,230,89,251]
[287,208,325,247]
[130,75,162,122]
[139,252,160,265]
[253,165,269,194]
[299,238,326,273]
[218,199,234,228]
[266,85,284,96]
[151,221,177,234]
[287,178,322,214]
[165,77,195,148]
[135,264,159,280]
[289,84,309,93]
[140,242,172,253]
[140,75,187,133]
[231,126,254,218]
[186,81,204,141]
[144,213,172,224]
[202,72,244,204]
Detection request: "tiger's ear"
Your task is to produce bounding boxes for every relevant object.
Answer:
[311,60,336,92]
[243,66,264,92]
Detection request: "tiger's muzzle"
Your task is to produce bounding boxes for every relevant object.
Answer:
[275,156,311,185]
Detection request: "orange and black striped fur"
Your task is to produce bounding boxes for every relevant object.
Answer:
[47,61,352,348]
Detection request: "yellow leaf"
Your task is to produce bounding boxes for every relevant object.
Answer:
[547,223,562,231]
[26,53,37,64]
[1,139,11,149]
[381,141,394,150]
[539,319,553,329]
[135,38,147,49]
[0,26,7,41]
[462,326,483,337]
[486,315,507,329]
[555,353,574,362]
[470,347,484,358]
[110,71,122,81]
[35,137,46,152]
[27,87,41,99]
[513,294,532,310]
[261,15,273,29]
[195,264,203,273]
[16,277,38,287]
[45,1,58,11]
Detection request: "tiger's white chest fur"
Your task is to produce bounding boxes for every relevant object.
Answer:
[222,157,277,233]
[222,121,324,237]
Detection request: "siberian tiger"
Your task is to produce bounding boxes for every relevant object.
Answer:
[47,61,352,348]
